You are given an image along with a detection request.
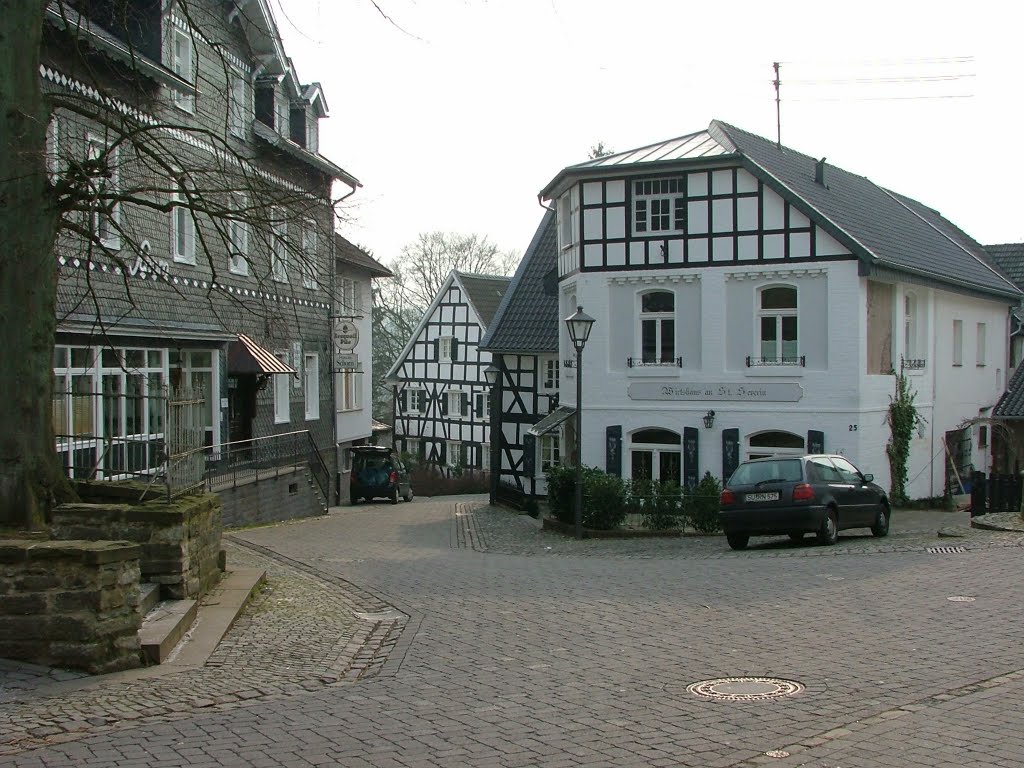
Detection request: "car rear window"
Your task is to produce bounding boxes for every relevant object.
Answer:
[728,459,803,485]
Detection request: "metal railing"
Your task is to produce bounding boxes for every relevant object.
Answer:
[745,355,806,367]
[627,356,682,368]
[201,430,330,501]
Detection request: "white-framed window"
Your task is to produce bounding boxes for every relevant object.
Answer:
[629,428,681,484]
[447,389,466,417]
[340,370,360,411]
[273,352,290,423]
[301,221,319,289]
[439,335,455,362]
[171,177,195,264]
[475,391,489,420]
[303,353,319,420]
[407,388,425,414]
[480,441,490,471]
[228,72,248,138]
[758,285,798,363]
[541,357,559,391]
[540,432,561,472]
[228,192,248,275]
[903,293,918,360]
[86,134,120,250]
[446,440,462,468]
[747,430,805,461]
[46,116,60,182]
[271,209,288,282]
[953,319,963,366]
[638,290,676,364]
[558,187,579,249]
[977,322,987,366]
[169,25,194,112]
[633,177,686,235]
[338,277,362,314]
[305,110,319,153]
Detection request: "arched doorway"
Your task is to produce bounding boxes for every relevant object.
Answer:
[630,428,682,484]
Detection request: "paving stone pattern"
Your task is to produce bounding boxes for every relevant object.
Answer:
[2,497,1024,767]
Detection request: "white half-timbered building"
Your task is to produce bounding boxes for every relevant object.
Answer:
[530,120,1019,500]
[479,213,564,504]
[386,272,510,471]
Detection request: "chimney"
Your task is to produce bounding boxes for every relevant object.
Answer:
[814,157,827,186]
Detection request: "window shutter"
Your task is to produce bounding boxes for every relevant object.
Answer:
[683,426,699,489]
[434,339,439,361]
[522,434,536,476]
[440,391,448,416]
[605,425,622,477]
[460,443,468,466]
[451,338,459,361]
[461,392,469,416]
[807,430,825,454]
[399,389,407,411]
[722,428,740,483]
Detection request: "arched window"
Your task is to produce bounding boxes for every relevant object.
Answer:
[630,428,681,484]
[747,430,804,460]
[639,290,675,364]
[758,285,797,363]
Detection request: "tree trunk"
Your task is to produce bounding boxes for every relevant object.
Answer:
[0,0,67,528]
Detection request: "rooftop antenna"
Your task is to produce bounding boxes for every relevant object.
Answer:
[773,61,782,149]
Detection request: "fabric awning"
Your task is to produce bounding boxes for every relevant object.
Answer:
[527,406,576,437]
[228,334,295,375]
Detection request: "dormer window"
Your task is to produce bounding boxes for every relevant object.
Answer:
[255,81,277,129]
[289,105,307,148]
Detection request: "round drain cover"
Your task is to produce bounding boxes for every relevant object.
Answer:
[947,596,976,602]
[687,677,804,701]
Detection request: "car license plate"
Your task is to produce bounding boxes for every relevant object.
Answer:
[745,492,780,502]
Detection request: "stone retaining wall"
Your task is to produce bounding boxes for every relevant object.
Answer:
[0,539,142,673]
[52,487,223,599]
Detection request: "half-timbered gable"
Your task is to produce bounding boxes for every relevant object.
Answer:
[387,272,510,471]
[480,212,561,505]
[536,120,1020,500]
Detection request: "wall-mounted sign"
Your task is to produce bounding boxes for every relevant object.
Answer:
[334,353,359,371]
[628,381,804,402]
[333,318,359,353]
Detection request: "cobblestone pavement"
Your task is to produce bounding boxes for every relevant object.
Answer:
[3,497,1024,767]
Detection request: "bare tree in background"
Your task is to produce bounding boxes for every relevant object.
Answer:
[1,0,354,527]
[370,232,519,419]
[588,141,614,159]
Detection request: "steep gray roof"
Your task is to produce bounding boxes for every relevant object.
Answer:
[711,120,1019,300]
[334,233,393,278]
[457,273,511,328]
[480,211,559,354]
[985,243,1024,290]
[995,363,1024,419]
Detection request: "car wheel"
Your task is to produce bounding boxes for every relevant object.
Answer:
[403,489,414,502]
[390,487,399,505]
[788,532,804,542]
[817,508,838,545]
[726,533,749,550]
[871,502,890,537]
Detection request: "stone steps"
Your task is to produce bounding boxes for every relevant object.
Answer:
[137,582,161,616]
[136,567,266,667]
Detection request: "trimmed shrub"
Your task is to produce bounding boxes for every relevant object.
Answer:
[544,464,627,530]
[689,471,722,533]
[628,478,684,531]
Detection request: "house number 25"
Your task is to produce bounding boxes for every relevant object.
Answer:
[848,424,858,431]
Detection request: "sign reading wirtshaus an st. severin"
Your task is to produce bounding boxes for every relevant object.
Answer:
[627,381,804,402]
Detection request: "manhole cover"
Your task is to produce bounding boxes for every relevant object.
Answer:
[765,750,791,758]
[947,595,976,602]
[927,546,966,554]
[687,677,804,701]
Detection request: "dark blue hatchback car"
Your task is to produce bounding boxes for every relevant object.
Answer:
[718,454,889,550]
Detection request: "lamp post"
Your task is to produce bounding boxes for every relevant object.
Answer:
[565,305,595,540]
[483,362,500,506]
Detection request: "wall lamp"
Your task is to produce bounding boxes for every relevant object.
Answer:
[702,410,716,429]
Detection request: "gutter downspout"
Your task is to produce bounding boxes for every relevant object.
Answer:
[537,193,554,213]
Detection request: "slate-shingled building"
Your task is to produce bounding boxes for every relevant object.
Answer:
[386,271,510,474]
[490,120,1020,501]
[45,0,365,521]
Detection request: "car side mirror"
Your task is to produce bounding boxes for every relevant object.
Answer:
[863,473,873,483]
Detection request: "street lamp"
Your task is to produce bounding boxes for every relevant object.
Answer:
[565,305,595,540]
[483,363,500,505]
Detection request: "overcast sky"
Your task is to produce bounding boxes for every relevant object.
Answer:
[273,0,1023,268]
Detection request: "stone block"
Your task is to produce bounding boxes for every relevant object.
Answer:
[0,593,47,615]
[0,614,50,640]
